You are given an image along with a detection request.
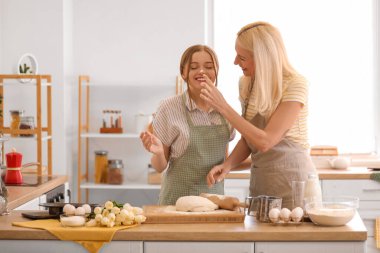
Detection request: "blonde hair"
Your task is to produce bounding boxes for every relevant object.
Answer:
[179,44,219,86]
[237,21,298,118]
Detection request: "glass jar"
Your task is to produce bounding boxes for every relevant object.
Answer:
[19,116,35,137]
[102,110,122,129]
[107,159,123,185]
[10,110,24,137]
[94,150,108,183]
[304,173,322,204]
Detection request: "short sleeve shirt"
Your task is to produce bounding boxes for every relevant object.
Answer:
[152,91,235,160]
[281,75,309,148]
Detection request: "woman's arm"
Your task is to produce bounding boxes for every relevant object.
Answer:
[224,138,252,171]
[200,77,302,152]
[140,131,170,173]
[221,101,302,152]
[233,157,252,171]
[150,144,170,173]
[207,138,251,186]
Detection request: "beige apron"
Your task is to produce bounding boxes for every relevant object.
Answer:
[159,94,230,205]
[247,113,316,209]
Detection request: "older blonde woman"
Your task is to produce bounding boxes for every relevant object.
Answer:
[201,22,317,209]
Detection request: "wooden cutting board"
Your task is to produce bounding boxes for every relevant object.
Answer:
[143,205,245,223]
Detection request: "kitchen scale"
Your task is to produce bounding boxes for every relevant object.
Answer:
[21,211,58,219]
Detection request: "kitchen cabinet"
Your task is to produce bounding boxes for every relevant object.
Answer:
[2,240,143,253]
[224,178,250,202]
[321,179,380,253]
[255,242,366,253]
[1,240,365,253]
[144,242,254,253]
[0,74,53,176]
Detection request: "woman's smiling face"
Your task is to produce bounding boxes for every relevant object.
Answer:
[234,42,255,78]
[183,50,217,91]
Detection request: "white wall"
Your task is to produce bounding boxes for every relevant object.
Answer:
[73,0,208,85]
[72,0,211,201]
[375,0,380,154]
[63,0,74,189]
[0,0,68,177]
[0,0,212,201]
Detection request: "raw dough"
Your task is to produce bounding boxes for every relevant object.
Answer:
[175,196,218,212]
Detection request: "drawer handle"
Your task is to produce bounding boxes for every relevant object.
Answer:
[362,189,380,192]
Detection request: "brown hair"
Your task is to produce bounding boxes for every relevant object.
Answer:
[179,44,219,86]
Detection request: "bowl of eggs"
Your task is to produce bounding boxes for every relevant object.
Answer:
[60,214,87,227]
[305,196,359,226]
[59,203,94,227]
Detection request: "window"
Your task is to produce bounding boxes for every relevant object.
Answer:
[213,0,375,154]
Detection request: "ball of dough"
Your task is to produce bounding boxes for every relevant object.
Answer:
[175,196,218,212]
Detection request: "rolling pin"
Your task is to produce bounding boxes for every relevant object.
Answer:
[200,193,246,211]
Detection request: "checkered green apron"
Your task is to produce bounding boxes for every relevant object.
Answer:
[159,94,230,205]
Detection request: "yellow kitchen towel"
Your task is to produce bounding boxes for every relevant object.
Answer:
[12,219,138,253]
[376,217,380,249]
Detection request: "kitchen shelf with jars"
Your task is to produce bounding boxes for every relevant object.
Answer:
[0,74,52,177]
[77,75,178,202]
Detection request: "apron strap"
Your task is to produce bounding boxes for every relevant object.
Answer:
[182,91,229,128]
[181,92,195,127]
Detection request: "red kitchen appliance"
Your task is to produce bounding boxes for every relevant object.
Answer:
[4,148,23,185]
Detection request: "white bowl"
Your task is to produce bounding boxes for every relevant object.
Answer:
[60,214,86,227]
[305,196,359,226]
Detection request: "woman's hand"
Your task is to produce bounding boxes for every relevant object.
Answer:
[140,131,164,155]
[206,163,231,187]
[200,74,228,113]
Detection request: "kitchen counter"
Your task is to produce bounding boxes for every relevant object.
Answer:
[148,167,376,184]
[223,167,375,180]
[0,211,367,241]
[6,175,68,210]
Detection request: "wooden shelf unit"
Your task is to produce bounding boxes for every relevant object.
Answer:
[77,75,182,202]
[78,75,90,202]
[0,74,53,176]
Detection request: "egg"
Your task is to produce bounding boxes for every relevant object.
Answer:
[75,206,86,216]
[63,204,75,215]
[82,204,92,214]
[268,208,281,223]
[291,207,304,222]
[280,208,291,222]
